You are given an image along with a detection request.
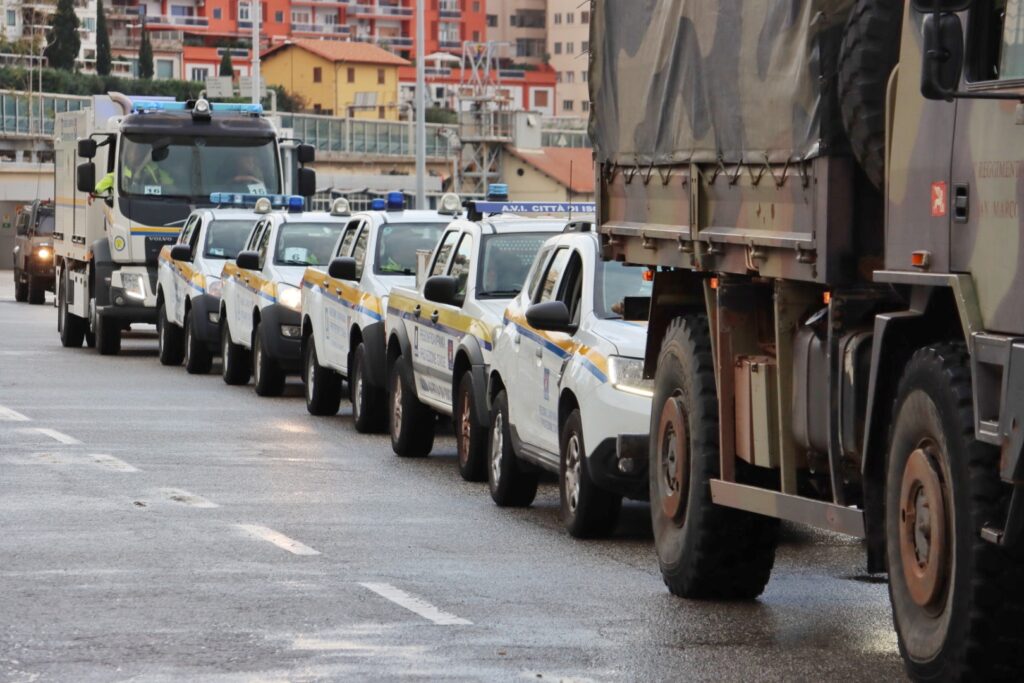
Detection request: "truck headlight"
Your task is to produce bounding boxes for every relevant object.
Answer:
[277,284,302,311]
[35,247,51,260]
[120,272,146,301]
[206,276,223,298]
[608,355,653,397]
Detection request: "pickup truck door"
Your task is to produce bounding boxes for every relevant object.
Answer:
[233,220,267,346]
[323,218,365,372]
[171,217,197,325]
[411,230,465,408]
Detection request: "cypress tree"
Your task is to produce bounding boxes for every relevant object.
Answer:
[219,48,233,77]
[44,0,81,71]
[138,29,153,79]
[95,0,111,76]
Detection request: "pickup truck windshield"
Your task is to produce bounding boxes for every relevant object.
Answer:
[34,213,55,235]
[375,223,448,275]
[274,223,344,266]
[119,134,281,199]
[595,261,653,319]
[477,232,551,298]
[204,220,255,259]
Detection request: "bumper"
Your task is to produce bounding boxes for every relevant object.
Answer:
[581,384,652,500]
[189,294,222,347]
[25,261,55,281]
[98,299,158,323]
[589,435,649,500]
[259,303,303,371]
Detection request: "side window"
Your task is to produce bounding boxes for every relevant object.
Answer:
[430,230,459,276]
[178,217,195,245]
[188,219,203,256]
[537,247,570,303]
[448,233,474,300]
[559,251,584,326]
[352,227,369,279]
[337,219,362,257]
[256,224,273,269]
[245,222,264,252]
[971,0,1024,81]
[525,246,553,300]
[16,212,29,236]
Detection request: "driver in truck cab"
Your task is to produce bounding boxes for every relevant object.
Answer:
[226,155,267,195]
[94,141,174,196]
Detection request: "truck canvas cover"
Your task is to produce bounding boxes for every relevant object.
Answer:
[589,0,854,166]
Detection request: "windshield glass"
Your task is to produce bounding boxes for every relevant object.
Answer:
[477,232,551,298]
[204,219,255,259]
[34,213,55,235]
[595,261,653,319]
[273,223,344,266]
[374,222,448,275]
[119,134,280,199]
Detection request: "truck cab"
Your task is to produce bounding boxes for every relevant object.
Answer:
[384,198,588,479]
[219,197,344,396]
[12,200,55,305]
[300,192,459,431]
[488,226,652,536]
[156,201,263,374]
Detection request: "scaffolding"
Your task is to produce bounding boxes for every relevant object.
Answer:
[456,41,513,197]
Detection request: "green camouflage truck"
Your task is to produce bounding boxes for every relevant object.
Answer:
[591,0,1024,678]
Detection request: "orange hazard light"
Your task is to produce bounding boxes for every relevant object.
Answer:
[643,269,654,282]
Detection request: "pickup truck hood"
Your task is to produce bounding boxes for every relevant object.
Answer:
[590,318,648,358]
[271,265,321,288]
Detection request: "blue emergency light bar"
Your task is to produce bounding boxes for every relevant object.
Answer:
[370,198,387,210]
[209,193,305,212]
[387,191,405,210]
[131,101,263,115]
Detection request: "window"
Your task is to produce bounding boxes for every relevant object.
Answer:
[553,12,561,24]
[337,221,362,256]
[204,220,254,259]
[156,59,174,80]
[431,231,459,275]
[486,14,497,27]
[274,10,283,22]
[567,42,574,54]
[256,223,272,269]
[534,90,548,107]
[478,233,553,298]
[378,105,385,119]
[275,223,345,267]
[554,42,562,55]
[261,3,267,22]
[212,8,221,19]
[555,71,562,83]
[352,229,369,278]
[6,9,15,25]
[595,261,653,319]
[354,92,378,107]
[190,67,210,81]
[472,0,480,11]
[567,12,574,23]
[538,248,570,303]
[83,17,96,30]
[526,248,552,300]
[972,0,1024,81]
[582,101,590,112]
[246,221,267,251]
[347,67,355,83]
[375,222,448,275]
[377,68,385,84]
[449,233,474,300]
[565,71,574,83]
[582,11,589,24]
[563,99,574,111]
[581,70,588,83]
[238,1,251,21]
[312,67,321,82]
[472,30,480,41]
[582,40,589,53]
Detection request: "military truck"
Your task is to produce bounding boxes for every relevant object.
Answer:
[12,200,55,304]
[591,0,1024,678]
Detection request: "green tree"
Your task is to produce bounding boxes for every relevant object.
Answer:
[44,0,81,71]
[218,48,233,77]
[95,0,111,76]
[138,29,153,79]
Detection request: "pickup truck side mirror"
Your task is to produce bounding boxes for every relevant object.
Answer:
[526,300,574,333]
[328,256,357,281]
[235,250,260,271]
[76,162,96,193]
[920,11,964,101]
[424,275,461,306]
[170,244,192,262]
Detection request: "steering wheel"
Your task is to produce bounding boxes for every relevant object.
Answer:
[232,175,263,185]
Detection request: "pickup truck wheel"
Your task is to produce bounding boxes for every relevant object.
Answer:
[650,315,778,600]
[886,344,1024,681]
[27,275,45,305]
[221,322,251,385]
[560,409,621,538]
[304,339,342,416]
[14,270,27,302]
[352,342,386,433]
[456,372,487,481]
[252,323,285,397]
[488,389,538,507]
[57,273,85,348]
[94,309,122,356]
[184,310,213,374]
[157,302,184,366]
[388,354,434,457]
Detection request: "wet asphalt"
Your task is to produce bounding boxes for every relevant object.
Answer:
[0,273,906,682]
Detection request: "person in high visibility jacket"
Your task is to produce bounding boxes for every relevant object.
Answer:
[94,143,175,196]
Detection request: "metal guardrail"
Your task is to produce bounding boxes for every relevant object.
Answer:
[279,113,457,158]
[0,91,89,137]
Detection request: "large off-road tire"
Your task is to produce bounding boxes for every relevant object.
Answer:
[456,372,487,482]
[58,271,85,348]
[488,389,538,507]
[221,322,251,386]
[885,344,1024,681]
[157,301,184,366]
[650,315,778,599]
[94,309,122,356]
[388,354,434,457]
[14,270,27,302]
[252,323,285,397]
[303,338,342,416]
[838,0,904,189]
[184,309,213,375]
[27,275,45,305]
[560,408,622,538]
[351,342,386,433]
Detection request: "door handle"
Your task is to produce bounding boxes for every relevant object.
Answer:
[335,287,343,294]
[535,347,543,359]
[513,333,521,345]
[413,305,421,318]
[430,310,440,324]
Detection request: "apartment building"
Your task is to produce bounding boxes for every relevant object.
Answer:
[546,0,588,117]
[485,0,545,66]
[397,61,556,116]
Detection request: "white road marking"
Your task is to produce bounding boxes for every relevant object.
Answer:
[236,524,320,556]
[20,428,81,444]
[0,405,30,421]
[359,582,472,626]
[157,488,219,508]
[24,452,138,472]
[89,454,138,473]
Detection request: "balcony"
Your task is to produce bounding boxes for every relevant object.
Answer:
[438,40,461,50]
[291,22,351,35]
[145,14,209,28]
[110,28,183,50]
[351,2,413,18]
[351,33,411,47]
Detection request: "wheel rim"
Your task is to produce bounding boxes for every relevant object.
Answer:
[253,336,262,384]
[184,319,192,365]
[391,372,403,439]
[459,391,472,466]
[899,441,950,612]
[222,329,230,370]
[157,311,164,354]
[490,411,503,486]
[657,394,689,523]
[354,362,364,419]
[306,347,316,401]
[564,432,581,514]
